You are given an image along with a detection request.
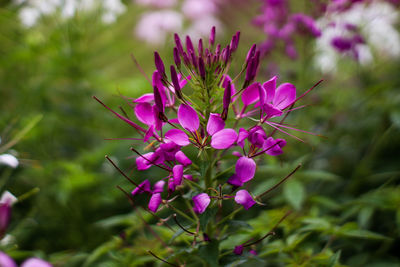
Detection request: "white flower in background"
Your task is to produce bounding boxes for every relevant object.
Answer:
[15,0,126,27]
[135,0,177,8]
[135,10,183,45]
[134,0,222,45]
[0,154,19,169]
[315,1,400,73]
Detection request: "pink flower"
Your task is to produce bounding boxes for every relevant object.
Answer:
[192,193,210,214]
[234,190,256,210]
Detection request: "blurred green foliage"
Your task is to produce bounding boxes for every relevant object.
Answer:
[0,1,399,266]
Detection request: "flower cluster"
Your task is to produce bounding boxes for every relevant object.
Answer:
[96,27,316,216]
[253,0,321,59]
[97,27,320,258]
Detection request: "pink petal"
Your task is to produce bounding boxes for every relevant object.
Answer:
[164,129,190,146]
[263,103,283,118]
[227,174,244,187]
[175,151,192,166]
[131,180,151,196]
[21,258,52,267]
[263,137,286,156]
[134,93,154,103]
[233,245,244,255]
[178,104,199,132]
[263,76,277,103]
[153,180,165,193]
[173,164,184,186]
[237,128,249,148]
[183,174,193,180]
[0,252,17,267]
[235,156,256,183]
[148,193,162,212]
[234,189,256,210]
[241,82,261,107]
[136,152,154,170]
[206,113,225,136]
[273,83,296,110]
[211,128,238,149]
[192,193,211,214]
[143,125,155,142]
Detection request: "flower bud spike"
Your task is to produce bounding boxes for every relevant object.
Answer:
[174,33,184,54]
[245,44,257,65]
[170,65,182,99]
[182,52,191,67]
[154,51,166,79]
[199,57,206,80]
[221,81,232,120]
[173,47,181,70]
[209,26,216,47]
[198,38,204,57]
[186,35,195,54]
[230,31,240,52]
[190,50,198,69]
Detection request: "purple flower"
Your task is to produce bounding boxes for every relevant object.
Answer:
[192,193,211,214]
[172,164,184,186]
[178,104,199,132]
[153,180,165,193]
[164,129,190,146]
[175,151,192,166]
[131,180,151,196]
[237,128,249,148]
[263,137,286,156]
[233,245,244,255]
[227,174,244,187]
[148,193,162,212]
[0,252,17,267]
[210,129,238,149]
[235,156,256,183]
[134,103,155,127]
[234,190,256,210]
[21,258,52,267]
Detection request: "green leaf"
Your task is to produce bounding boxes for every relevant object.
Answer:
[328,250,341,267]
[199,206,218,232]
[283,180,305,210]
[199,240,219,267]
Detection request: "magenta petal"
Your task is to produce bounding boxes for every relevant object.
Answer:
[183,174,193,180]
[136,152,154,170]
[164,129,190,146]
[206,113,225,136]
[0,252,17,267]
[263,76,277,103]
[175,151,192,166]
[263,137,286,156]
[21,258,52,267]
[134,93,154,103]
[233,245,244,255]
[178,104,199,132]
[131,180,151,196]
[273,83,296,110]
[153,180,165,193]
[227,174,244,187]
[148,193,162,212]
[232,151,242,157]
[241,82,261,107]
[173,164,184,186]
[168,178,176,192]
[143,125,154,142]
[192,193,211,214]
[234,189,256,210]
[135,103,155,126]
[235,156,256,183]
[237,128,249,148]
[263,103,283,118]
[211,129,238,149]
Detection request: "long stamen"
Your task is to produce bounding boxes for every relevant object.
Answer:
[105,155,140,187]
[148,251,180,267]
[130,147,171,172]
[173,214,195,235]
[265,121,305,143]
[257,164,301,198]
[250,140,285,158]
[282,79,323,110]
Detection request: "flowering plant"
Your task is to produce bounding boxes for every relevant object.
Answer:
[95,27,321,265]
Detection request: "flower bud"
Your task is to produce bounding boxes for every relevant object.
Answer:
[209,26,216,47]
[170,65,182,99]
